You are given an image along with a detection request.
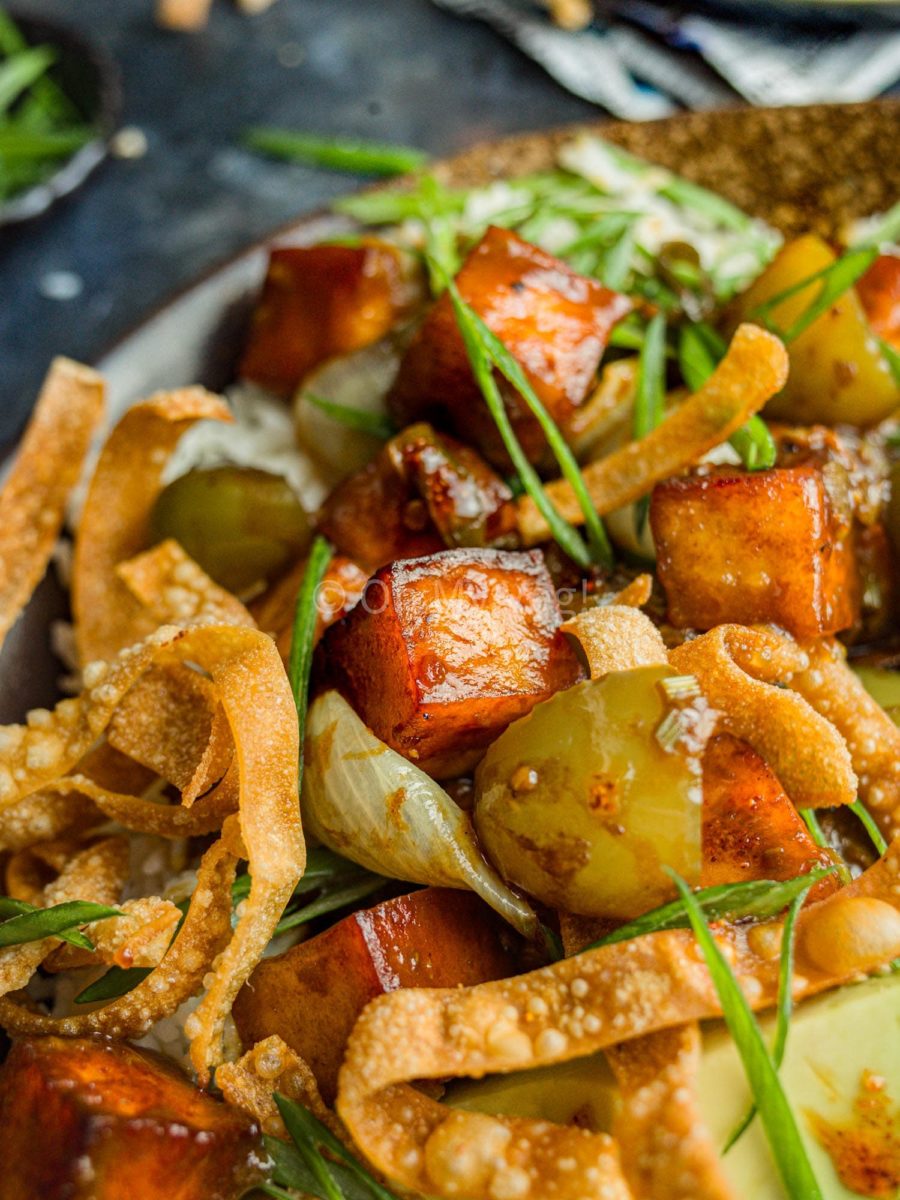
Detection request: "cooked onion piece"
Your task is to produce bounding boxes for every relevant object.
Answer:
[669,625,857,809]
[517,324,788,545]
[789,638,900,839]
[0,357,104,651]
[337,840,900,1200]
[304,689,537,937]
[563,604,667,676]
[117,539,255,629]
[607,1025,735,1200]
[72,387,232,665]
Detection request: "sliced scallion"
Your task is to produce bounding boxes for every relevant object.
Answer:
[303,393,396,440]
[750,246,878,344]
[242,129,428,177]
[0,898,121,950]
[289,536,333,789]
[850,799,888,856]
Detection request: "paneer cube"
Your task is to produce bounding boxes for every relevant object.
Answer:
[232,887,517,1101]
[650,464,859,639]
[320,547,581,776]
[0,1036,261,1200]
[387,226,631,467]
[702,734,837,898]
[239,241,422,395]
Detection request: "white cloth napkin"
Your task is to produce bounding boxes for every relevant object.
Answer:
[430,0,900,118]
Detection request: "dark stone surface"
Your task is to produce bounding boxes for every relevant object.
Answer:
[0,0,595,446]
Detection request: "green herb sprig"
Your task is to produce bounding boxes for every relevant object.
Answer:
[290,535,333,789]
[632,312,666,534]
[302,393,396,441]
[850,799,888,856]
[723,872,817,1150]
[584,866,835,951]
[269,1093,400,1200]
[242,130,428,177]
[668,870,824,1200]
[444,275,613,570]
[0,897,121,950]
[750,246,878,344]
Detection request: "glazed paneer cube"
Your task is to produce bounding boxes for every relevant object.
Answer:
[650,463,859,639]
[320,547,581,776]
[232,887,517,1101]
[702,734,836,900]
[0,1036,260,1200]
[239,240,421,395]
[387,226,631,467]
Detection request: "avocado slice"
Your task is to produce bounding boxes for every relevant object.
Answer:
[450,974,900,1199]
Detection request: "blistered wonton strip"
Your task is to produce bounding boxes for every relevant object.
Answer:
[563,604,667,677]
[517,323,789,545]
[669,625,857,809]
[0,624,304,1080]
[790,638,900,839]
[0,789,102,853]
[49,772,239,839]
[72,387,231,665]
[0,357,104,651]
[118,538,255,629]
[218,1035,339,1139]
[337,842,900,1200]
[607,1026,736,1200]
[44,895,181,972]
[0,836,237,1039]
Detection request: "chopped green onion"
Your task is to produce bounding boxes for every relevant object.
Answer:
[668,870,824,1200]
[598,222,637,291]
[333,175,467,226]
[242,129,428,177]
[855,200,900,249]
[445,275,613,570]
[275,876,385,935]
[658,176,752,233]
[724,872,817,1150]
[74,965,153,1005]
[607,315,646,351]
[302,393,396,440]
[850,799,888,856]
[750,246,878,344]
[289,536,333,789]
[800,810,852,886]
[0,899,121,950]
[880,338,900,386]
[0,126,93,161]
[583,866,835,951]
[727,415,777,472]
[273,1094,400,1200]
[632,313,666,534]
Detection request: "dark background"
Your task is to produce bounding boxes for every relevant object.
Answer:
[0,0,598,446]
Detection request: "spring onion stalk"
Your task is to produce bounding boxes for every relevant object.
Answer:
[274,877,385,935]
[75,966,152,1005]
[444,275,613,569]
[289,536,333,788]
[242,129,428,176]
[668,870,824,1200]
[750,246,878,344]
[727,416,777,471]
[273,1094,400,1200]
[584,866,835,951]
[303,393,396,440]
[723,873,817,1151]
[855,200,900,249]
[632,313,667,533]
[0,45,55,113]
[0,899,121,950]
[800,810,852,886]
[850,799,888,856]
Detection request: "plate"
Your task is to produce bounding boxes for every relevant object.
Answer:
[687,0,900,25]
[3,99,899,720]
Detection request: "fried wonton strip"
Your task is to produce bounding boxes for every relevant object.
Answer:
[44,896,181,972]
[0,790,102,853]
[669,625,857,809]
[108,663,236,806]
[517,324,788,544]
[0,358,104,650]
[184,630,304,1083]
[790,638,900,839]
[218,1036,339,1139]
[607,1026,736,1200]
[117,539,255,629]
[610,573,654,608]
[336,842,900,1199]
[53,772,239,839]
[0,835,237,1038]
[72,387,231,665]
[563,605,668,676]
[0,836,129,999]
